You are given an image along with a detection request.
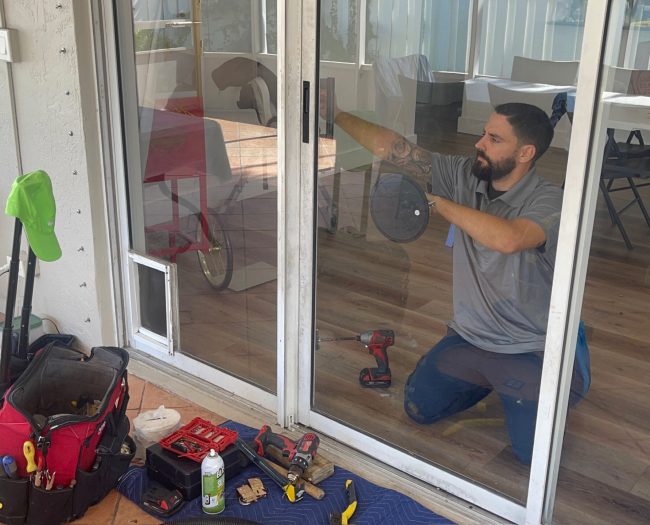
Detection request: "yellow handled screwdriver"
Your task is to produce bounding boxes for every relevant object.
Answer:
[23,441,38,474]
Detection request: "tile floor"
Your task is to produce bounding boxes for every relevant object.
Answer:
[71,373,230,525]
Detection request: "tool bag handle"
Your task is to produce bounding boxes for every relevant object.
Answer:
[103,372,130,443]
[1,220,24,386]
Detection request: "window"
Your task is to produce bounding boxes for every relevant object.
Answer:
[320,0,358,63]
[478,0,587,78]
[201,0,253,53]
[132,0,193,51]
[363,0,470,72]
[200,0,277,54]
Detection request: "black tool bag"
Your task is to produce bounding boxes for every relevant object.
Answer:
[0,344,135,525]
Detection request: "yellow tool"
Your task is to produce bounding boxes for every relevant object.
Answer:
[329,479,357,525]
[23,441,37,474]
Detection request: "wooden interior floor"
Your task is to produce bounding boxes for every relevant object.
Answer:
[173,105,650,525]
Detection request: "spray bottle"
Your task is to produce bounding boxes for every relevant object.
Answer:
[201,448,225,514]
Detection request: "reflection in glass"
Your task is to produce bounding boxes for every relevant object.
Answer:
[124,1,278,392]
[132,0,193,51]
[552,3,650,523]
[202,0,253,53]
[320,0,358,63]
[314,0,583,505]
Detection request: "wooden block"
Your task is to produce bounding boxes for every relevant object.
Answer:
[265,443,335,484]
[237,484,258,504]
[263,458,325,500]
[248,478,267,497]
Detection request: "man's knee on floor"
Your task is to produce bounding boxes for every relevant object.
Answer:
[404,383,438,424]
[404,397,439,424]
[512,440,533,465]
[403,384,448,424]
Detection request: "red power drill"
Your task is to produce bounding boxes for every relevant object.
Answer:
[318,329,395,388]
[357,329,394,388]
[254,425,320,482]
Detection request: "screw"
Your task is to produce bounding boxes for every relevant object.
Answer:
[77,246,85,252]
[65,90,70,95]
[68,131,74,136]
[72,170,78,175]
[84,317,91,323]
[80,282,87,287]
[55,3,62,8]
[75,209,81,214]
[59,47,67,54]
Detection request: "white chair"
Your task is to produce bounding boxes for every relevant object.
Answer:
[373,54,434,137]
[487,83,565,115]
[511,56,579,86]
[487,82,573,150]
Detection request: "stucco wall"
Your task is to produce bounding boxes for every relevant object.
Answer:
[0,0,116,348]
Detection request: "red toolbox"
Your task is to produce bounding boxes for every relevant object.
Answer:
[159,417,238,462]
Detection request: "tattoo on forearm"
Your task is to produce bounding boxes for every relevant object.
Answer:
[387,139,432,175]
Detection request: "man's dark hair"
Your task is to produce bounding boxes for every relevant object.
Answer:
[494,103,554,162]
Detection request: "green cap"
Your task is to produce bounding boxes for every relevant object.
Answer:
[5,170,62,262]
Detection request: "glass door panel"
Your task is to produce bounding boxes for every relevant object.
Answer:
[123,0,278,392]
[553,2,650,523]
[314,0,587,504]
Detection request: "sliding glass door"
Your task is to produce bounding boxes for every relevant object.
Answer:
[547,2,650,523]
[304,1,630,523]
[116,0,279,394]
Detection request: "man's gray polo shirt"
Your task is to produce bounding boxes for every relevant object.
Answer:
[429,153,563,354]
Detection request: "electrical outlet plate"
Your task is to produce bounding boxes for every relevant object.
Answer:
[0,29,19,63]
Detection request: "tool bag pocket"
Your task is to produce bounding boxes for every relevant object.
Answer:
[25,486,73,525]
[0,477,29,525]
[72,421,135,519]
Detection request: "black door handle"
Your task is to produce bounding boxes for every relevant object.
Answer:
[302,81,310,143]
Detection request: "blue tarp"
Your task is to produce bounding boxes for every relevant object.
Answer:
[118,421,455,525]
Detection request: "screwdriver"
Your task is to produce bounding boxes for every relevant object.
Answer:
[23,441,37,473]
[2,456,18,478]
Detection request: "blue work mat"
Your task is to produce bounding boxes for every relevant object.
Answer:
[118,421,455,525]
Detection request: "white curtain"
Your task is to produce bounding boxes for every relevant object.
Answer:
[477,0,587,78]
[366,0,471,72]
[621,0,650,69]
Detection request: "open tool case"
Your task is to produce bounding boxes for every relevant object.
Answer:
[159,417,238,460]
[147,418,247,500]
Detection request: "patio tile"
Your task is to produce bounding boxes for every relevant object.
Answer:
[71,489,119,524]
[140,382,193,410]
[112,494,160,524]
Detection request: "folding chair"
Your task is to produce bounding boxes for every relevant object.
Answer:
[599,128,650,249]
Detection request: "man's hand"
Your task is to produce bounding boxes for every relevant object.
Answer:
[319,87,340,122]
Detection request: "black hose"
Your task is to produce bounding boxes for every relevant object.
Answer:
[164,518,262,525]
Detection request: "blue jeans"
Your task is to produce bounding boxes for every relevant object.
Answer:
[404,328,589,464]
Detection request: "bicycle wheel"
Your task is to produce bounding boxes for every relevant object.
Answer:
[196,212,233,291]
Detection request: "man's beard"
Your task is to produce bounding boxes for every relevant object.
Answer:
[471,152,517,182]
